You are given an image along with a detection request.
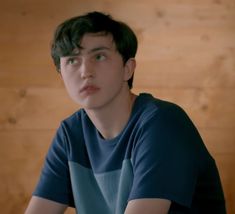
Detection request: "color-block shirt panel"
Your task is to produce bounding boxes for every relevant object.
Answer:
[33,123,75,206]
[68,160,133,214]
[129,105,200,206]
[33,93,226,213]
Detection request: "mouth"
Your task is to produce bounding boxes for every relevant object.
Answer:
[79,84,100,95]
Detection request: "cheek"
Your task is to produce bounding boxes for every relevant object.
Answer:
[105,63,126,81]
[61,73,80,93]
[102,70,124,87]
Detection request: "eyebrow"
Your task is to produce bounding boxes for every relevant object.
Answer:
[72,46,111,55]
[66,46,111,58]
[88,46,111,54]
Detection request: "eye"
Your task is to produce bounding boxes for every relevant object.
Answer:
[95,54,106,61]
[67,57,79,65]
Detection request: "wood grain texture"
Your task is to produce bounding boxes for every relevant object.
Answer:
[0,0,234,213]
[0,131,53,213]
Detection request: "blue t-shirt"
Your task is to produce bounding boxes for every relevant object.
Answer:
[34,93,226,213]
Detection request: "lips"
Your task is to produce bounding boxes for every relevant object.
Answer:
[80,84,100,95]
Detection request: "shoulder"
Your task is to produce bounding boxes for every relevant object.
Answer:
[134,93,189,127]
[61,109,84,127]
[52,109,85,151]
[49,108,89,164]
[132,94,203,154]
[55,108,90,137]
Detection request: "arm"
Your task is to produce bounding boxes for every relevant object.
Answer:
[25,196,68,214]
[125,198,171,214]
[29,124,75,213]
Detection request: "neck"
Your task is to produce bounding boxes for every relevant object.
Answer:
[85,89,136,140]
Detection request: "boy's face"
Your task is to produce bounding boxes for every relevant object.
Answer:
[60,33,135,110]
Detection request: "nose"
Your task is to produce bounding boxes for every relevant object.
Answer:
[80,59,94,79]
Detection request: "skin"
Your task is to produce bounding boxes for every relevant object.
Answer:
[25,33,171,213]
[25,197,67,214]
[60,32,136,139]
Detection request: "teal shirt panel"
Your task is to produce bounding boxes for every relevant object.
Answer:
[69,159,133,214]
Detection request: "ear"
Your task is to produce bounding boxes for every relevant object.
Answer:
[123,58,136,81]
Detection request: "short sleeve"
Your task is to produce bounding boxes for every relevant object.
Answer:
[129,104,202,207]
[33,123,74,207]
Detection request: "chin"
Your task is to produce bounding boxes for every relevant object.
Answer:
[72,92,117,111]
[75,98,102,110]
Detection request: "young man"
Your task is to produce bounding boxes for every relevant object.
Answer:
[25,11,226,214]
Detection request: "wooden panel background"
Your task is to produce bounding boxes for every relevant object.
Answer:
[0,0,234,213]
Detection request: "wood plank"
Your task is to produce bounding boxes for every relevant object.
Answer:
[1,43,234,88]
[133,88,235,129]
[214,154,235,214]
[1,51,234,88]
[200,128,235,155]
[0,130,53,213]
[0,1,234,88]
[0,130,76,213]
[0,88,79,130]
[1,53,234,88]
[134,51,235,89]
[0,87,234,130]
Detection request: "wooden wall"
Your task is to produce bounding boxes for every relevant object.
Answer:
[0,0,234,213]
